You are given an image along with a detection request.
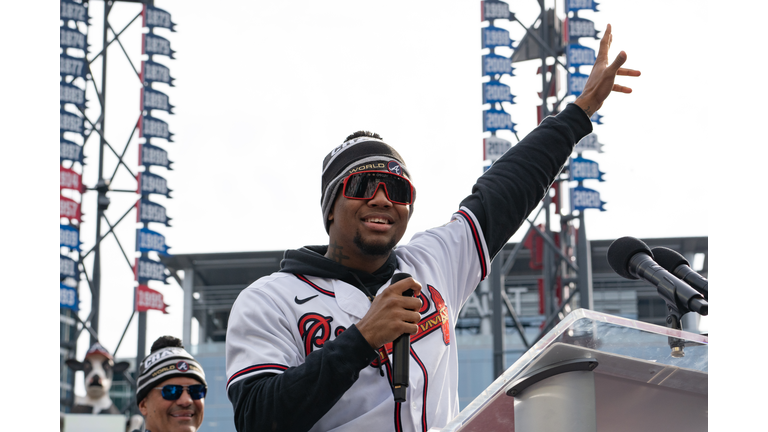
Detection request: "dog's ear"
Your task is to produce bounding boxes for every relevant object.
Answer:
[113,361,130,374]
[65,359,85,371]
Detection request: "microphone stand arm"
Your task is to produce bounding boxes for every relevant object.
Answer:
[664,304,686,358]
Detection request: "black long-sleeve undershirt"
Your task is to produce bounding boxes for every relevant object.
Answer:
[227,103,592,432]
[229,325,377,432]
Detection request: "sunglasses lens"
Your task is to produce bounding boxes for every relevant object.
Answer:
[344,172,411,204]
[188,385,207,400]
[161,385,183,400]
[160,385,207,400]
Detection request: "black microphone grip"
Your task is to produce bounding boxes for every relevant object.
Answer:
[629,254,708,316]
[391,272,413,404]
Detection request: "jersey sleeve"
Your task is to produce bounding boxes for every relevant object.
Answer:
[398,206,490,313]
[461,103,592,260]
[226,284,301,390]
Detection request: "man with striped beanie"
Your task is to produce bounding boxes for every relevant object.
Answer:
[135,336,207,432]
[226,26,640,431]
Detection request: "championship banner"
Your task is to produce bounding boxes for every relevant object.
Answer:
[60,196,82,222]
[481,26,514,49]
[141,87,174,113]
[60,26,88,51]
[136,284,169,313]
[141,60,175,86]
[60,110,84,135]
[136,198,172,226]
[482,81,515,105]
[61,139,85,164]
[139,115,174,141]
[574,133,605,153]
[134,257,169,284]
[567,0,600,13]
[60,53,87,78]
[137,171,172,197]
[566,17,599,41]
[568,71,589,96]
[60,224,81,251]
[569,155,605,182]
[139,143,173,169]
[483,108,517,133]
[142,33,175,59]
[60,284,79,311]
[61,0,89,24]
[482,53,515,76]
[136,227,171,255]
[481,1,511,21]
[60,255,80,280]
[60,166,83,192]
[566,44,596,68]
[60,82,86,107]
[483,136,511,162]
[142,5,176,31]
[570,185,606,211]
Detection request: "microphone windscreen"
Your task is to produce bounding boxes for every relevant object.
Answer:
[391,273,412,284]
[651,247,689,272]
[607,237,653,280]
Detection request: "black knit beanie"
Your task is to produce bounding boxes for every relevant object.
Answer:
[136,336,206,405]
[321,132,415,233]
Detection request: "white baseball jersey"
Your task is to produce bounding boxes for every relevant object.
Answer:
[226,206,489,432]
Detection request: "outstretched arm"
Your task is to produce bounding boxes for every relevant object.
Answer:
[574,24,641,118]
[461,24,640,259]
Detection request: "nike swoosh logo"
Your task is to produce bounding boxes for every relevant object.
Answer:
[294,295,318,305]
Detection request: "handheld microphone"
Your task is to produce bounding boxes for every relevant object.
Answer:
[651,247,708,301]
[391,272,413,404]
[607,237,708,316]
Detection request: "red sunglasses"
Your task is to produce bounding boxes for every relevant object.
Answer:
[341,171,414,205]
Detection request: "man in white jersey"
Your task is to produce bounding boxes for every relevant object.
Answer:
[225,25,639,432]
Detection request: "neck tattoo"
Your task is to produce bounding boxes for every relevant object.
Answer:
[327,241,350,264]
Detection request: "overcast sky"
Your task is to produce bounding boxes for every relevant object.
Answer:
[2,0,762,427]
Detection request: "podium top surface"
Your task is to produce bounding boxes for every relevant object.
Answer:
[439,309,708,432]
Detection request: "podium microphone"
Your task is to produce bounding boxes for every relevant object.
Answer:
[391,272,413,403]
[651,247,708,301]
[607,237,708,316]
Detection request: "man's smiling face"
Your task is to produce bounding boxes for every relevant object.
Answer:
[139,376,204,432]
[327,183,410,267]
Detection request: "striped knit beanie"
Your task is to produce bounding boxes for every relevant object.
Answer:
[136,338,206,404]
[321,131,415,233]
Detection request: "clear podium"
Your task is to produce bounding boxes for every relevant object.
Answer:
[434,309,708,432]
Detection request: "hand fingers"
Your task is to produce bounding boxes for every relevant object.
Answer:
[612,84,633,94]
[607,51,627,74]
[596,24,612,61]
[617,68,641,77]
[389,277,422,297]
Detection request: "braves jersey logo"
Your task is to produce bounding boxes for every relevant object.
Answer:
[369,285,451,368]
[426,285,450,345]
[298,313,334,356]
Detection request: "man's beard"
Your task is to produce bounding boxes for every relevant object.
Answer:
[353,231,398,257]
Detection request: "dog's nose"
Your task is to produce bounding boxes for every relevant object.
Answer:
[89,375,102,387]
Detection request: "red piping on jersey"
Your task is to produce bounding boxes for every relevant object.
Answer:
[410,347,429,432]
[456,210,488,280]
[295,274,336,297]
[227,363,288,388]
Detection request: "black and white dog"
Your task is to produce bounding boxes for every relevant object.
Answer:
[64,343,143,431]
[65,343,127,414]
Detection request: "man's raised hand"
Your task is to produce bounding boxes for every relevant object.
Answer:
[574,24,641,118]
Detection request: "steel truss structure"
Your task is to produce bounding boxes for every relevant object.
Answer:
[61,0,168,414]
[482,0,598,378]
